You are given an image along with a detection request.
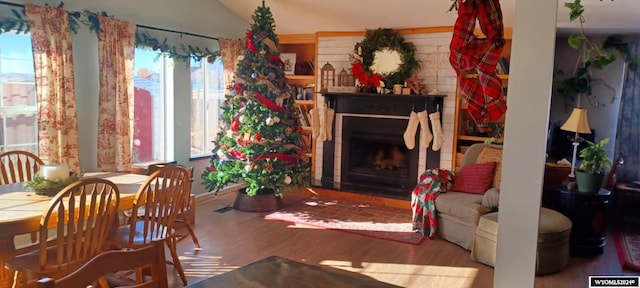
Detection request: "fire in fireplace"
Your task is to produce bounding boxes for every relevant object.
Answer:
[367,143,407,172]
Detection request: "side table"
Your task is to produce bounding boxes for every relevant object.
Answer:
[542,163,572,209]
[554,187,611,256]
[612,182,640,226]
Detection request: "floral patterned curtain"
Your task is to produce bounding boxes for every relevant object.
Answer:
[25,3,80,171]
[614,40,640,182]
[218,38,244,93]
[96,16,136,172]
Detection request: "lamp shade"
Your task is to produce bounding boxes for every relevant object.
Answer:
[560,108,591,134]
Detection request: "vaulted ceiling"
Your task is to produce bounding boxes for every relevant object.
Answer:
[217,0,640,36]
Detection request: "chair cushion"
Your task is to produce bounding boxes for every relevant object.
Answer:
[452,162,496,194]
[476,147,503,189]
[435,192,492,224]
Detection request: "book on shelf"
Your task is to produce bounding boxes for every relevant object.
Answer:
[306,110,313,128]
[296,105,309,126]
[494,64,504,75]
[300,133,312,153]
[498,57,509,74]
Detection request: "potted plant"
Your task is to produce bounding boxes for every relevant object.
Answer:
[200,2,310,212]
[576,137,612,193]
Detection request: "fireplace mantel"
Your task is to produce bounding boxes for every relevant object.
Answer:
[317,92,446,199]
[323,92,446,116]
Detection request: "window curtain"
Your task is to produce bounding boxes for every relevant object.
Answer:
[96,16,136,172]
[25,3,80,171]
[218,38,244,93]
[614,40,640,182]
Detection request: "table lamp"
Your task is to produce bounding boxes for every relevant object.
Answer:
[560,107,592,180]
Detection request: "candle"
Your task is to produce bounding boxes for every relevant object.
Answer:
[40,165,70,181]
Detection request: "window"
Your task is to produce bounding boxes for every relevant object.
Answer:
[133,48,174,163]
[190,57,224,157]
[0,32,37,154]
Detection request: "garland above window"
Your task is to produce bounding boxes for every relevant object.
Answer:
[0,2,82,34]
[134,31,219,63]
[0,3,220,63]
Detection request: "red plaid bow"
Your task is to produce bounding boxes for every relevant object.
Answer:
[449,0,507,130]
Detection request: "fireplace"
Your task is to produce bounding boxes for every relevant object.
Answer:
[315,92,445,200]
[340,116,418,196]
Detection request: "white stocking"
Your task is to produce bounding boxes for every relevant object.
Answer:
[309,107,320,140]
[429,111,445,151]
[403,112,419,150]
[417,111,433,148]
[317,104,327,141]
[325,107,335,141]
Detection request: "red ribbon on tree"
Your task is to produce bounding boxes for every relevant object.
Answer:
[231,119,240,131]
[254,92,286,113]
[246,30,258,53]
[230,150,247,160]
[254,153,298,164]
[234,83,244,94]
[267,55,285,68]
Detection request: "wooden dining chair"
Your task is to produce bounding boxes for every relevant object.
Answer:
[5,178,120,287]
[36,240,168,288]
[107,165,191,286]
[0,150,45,244]
[147,163,200,249]
[0,150,44,185]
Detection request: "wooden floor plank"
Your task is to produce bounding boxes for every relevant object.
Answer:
[168,189,633,288]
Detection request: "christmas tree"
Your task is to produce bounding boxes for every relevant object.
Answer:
[201,1,311,197]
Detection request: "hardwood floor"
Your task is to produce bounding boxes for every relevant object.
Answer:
[169,189,636,288]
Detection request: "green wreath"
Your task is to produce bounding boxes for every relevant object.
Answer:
[354,28,420,89]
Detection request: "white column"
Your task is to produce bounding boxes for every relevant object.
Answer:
[495,0,558,287]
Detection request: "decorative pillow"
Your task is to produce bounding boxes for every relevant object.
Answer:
[476,147,503,189]
[452,162,497,194]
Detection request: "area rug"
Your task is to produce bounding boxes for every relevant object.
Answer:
[614,230,640,272]
[187,256,402,288]
[263,197,425,245]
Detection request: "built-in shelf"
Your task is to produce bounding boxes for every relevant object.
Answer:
[295,100,314,105]
[463,74,509,80]
[286,75,315,81]
[458,135,491,142]
[279,33,317,180]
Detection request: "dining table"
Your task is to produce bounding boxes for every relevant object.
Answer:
[0,172,150,288]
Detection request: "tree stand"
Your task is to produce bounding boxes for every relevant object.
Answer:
[233,187,283,212]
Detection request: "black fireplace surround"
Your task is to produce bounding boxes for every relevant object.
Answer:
[317,92,445,200]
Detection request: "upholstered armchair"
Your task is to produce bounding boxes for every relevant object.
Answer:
[434,143,503,250]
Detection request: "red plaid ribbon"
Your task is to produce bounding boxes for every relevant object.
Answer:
[449,0,507,129]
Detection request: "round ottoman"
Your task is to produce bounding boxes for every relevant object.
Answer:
[470,208,572,275]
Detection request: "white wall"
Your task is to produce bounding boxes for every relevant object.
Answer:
[316,32,457,169]
[1,0,249,195]
[550,37,625,162]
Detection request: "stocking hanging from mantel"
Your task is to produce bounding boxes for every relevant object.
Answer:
[449,0,507,131]
[309,103,335,142]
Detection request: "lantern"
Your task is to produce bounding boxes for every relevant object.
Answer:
[337,68,352,87]
[320,62,335,92]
